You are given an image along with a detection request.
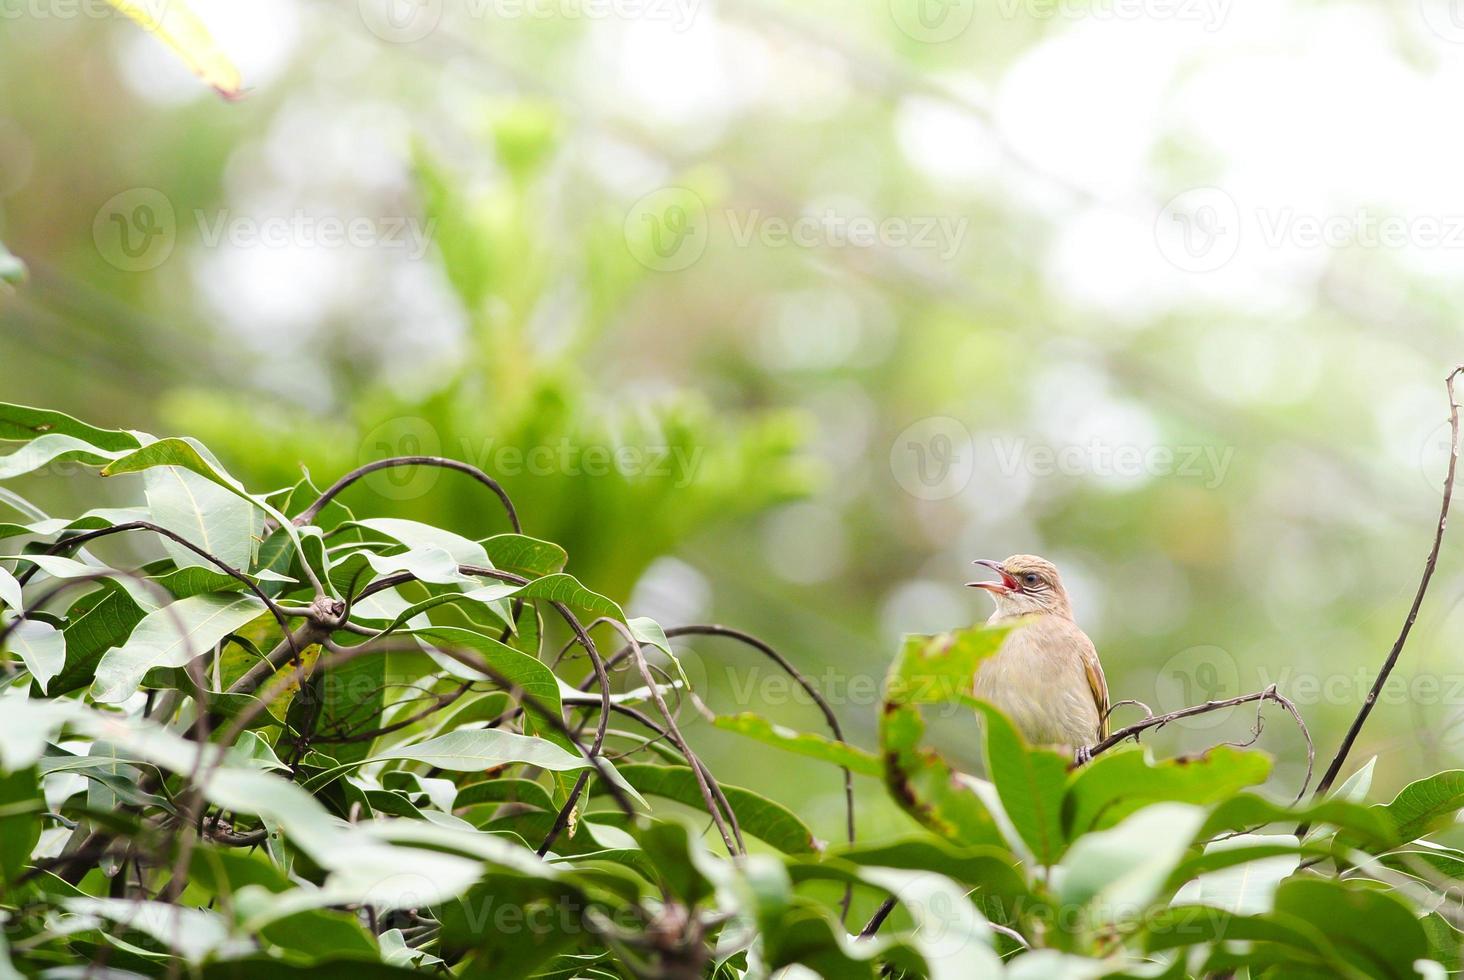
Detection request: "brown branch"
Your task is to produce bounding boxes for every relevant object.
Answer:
[1310,364,1464,799]
[598,618,742,857]
[288,456,521,533]
[10,520,302,666]
[860,684,1314,942]
[314,681,474,744]
[662,624,855,921]
[1089,683,1314,793]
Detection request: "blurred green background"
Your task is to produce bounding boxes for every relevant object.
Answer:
[2,0,1463,845]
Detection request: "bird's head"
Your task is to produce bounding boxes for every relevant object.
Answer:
[967,554,1072,619]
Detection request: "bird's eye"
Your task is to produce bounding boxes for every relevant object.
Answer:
[1021,573,1041,588]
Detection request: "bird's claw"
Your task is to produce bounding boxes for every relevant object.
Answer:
[1073,745,1093,767]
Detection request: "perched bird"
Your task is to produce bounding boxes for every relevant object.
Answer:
[967,555,1109,764]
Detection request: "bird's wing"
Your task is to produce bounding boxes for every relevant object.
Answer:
[1081,641,1110,741]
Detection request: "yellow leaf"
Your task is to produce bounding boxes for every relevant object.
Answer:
[105,0,242,99]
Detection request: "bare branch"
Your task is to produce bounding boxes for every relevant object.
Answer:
[1089,682,1314,799]
[598,618,742,856]
[288,456,521,533]
[1311,364,1464,799]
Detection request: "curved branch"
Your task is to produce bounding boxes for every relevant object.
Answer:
[289,456,521,534]
[0,569,177,676]
[297,562,621,855]
[1310,364,1464,799]
[1089,683,1313,788]
[12,520,300,663]
[598,618,742,856]
[861,685,1315,942]
[664,625,855,847]
[314,681,474,744]
[209,636,634,818]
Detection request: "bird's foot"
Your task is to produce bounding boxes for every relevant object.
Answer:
[1072,745,1093,768]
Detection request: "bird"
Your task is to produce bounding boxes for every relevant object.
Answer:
[966,555,1109,764]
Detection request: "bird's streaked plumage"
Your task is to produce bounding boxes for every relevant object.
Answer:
[967,555,1109,754]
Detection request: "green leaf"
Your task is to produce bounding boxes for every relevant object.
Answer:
[886,626,1010,706]
[601,763,819,854]
[3,553,160,613]
[0,767,41,884]
[455,778,555,813]
[253,902,378,961]
[0,566,19,612]
[481,534,567,577]
[1330,757,1377,804]
[153,564,251,600]
[68,708,488,908]
[879,627,1011,849]
[635,817,717,904]
[49,585,147,696]
[1064,744,1272,838]
[351,546,475,587]
[469,573,624,620]
[973,700,1068,866]
[4,619,64,692]
[64,897,252,962]
[1057,802,1206,924]
[748,853,1003,980]
[857,866,1005,979]
[1375,770,1464,844]
[1201,793,1397,846]
[100,438,312,589]
[91,592,266,703]
[145,465,260,572]
[103,0,241,97]
[1422,912,1464,973]
[313,648,385,766]
[202,959,429,979]
[187,844,292,897]
[436,873,586,970]
[0,506,149,543]
[391,625,573,756]
[349,517,490,565]
[343,578,511,632]
[1145,904,1359,975]
[369,729,591,772]
[0,434,129,480]
[1271,876,1428,980]
[815,838,1028,906]
[0,403,140,451]
[1171,833,1301,914]
[712,712,882,777]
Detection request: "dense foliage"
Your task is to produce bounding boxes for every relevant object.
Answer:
[0,403,1463,979]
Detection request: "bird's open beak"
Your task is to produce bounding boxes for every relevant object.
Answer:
[967,559,1019,594]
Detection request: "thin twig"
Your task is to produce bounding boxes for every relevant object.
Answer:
[1309,364,1464,799]
[859,684,1316,941]
[11,520,302,664]
[315,681,473,744]
[600,618,742,857]
[288,456,521,533]
[662,624,856,920]
[1089,683,1315,800]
